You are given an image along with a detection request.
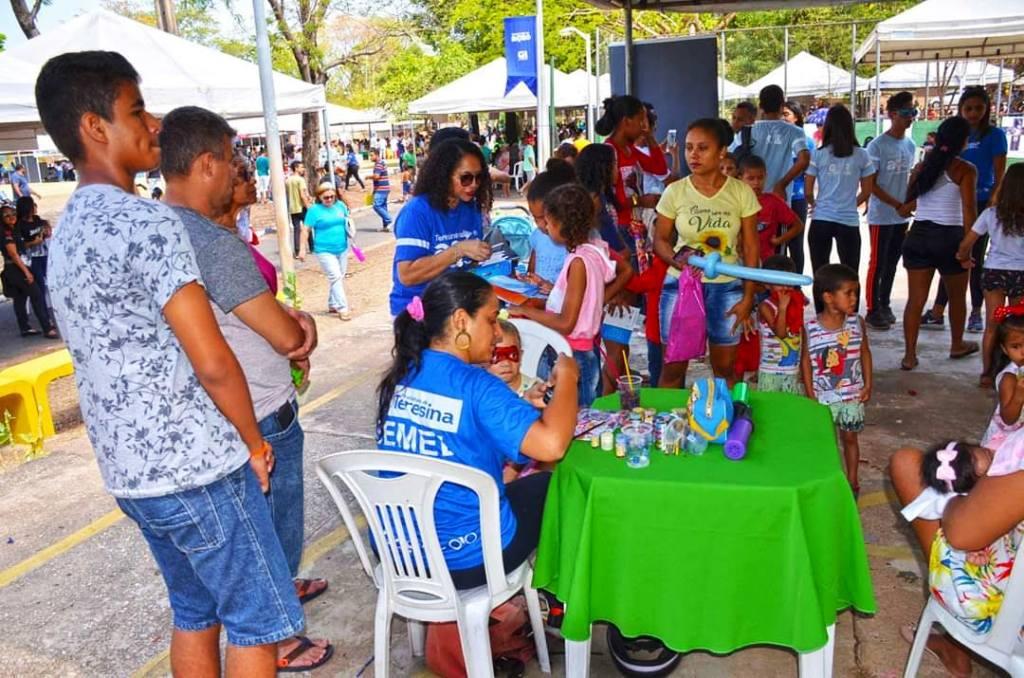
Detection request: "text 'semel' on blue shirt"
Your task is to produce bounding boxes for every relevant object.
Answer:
[377,350,540,570]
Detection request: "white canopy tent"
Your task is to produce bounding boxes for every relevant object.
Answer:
[409,58,593,115]
[0,8,326,135]
[854,0,1024,64]
[230,103,387,137]
[877,60,1017,90]
[746,51,871,98]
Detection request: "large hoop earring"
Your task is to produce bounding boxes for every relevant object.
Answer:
[455,330,471,351]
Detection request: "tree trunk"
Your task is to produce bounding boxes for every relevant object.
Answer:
[10,0,41,38]
[302,111,322,195]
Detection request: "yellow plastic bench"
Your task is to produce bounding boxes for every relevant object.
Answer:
[1,349,74,438]
[0,376,41,442]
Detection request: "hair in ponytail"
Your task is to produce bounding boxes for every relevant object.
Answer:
[595,95,645,137]
[907,116,970,201]
[375,271,493,436]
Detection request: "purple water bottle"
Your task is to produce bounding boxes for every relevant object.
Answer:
[724,403,753,460]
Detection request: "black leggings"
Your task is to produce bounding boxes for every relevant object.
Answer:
[788,197,808,274]
[450,472,551,590]
[809,218,861,274]
[935,234,986,312]
[344,165,365,190]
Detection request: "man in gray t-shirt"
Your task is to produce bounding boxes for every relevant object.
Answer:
[749,84,811,201]
[161,106,333,672]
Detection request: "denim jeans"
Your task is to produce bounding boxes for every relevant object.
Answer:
[260,399,305,578]
[314,251,350,312]
[574,348,600,408]
[116,463,304,646]
[373,191,392,228]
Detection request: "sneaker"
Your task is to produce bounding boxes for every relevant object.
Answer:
[921,312,945,331]
[967,311,983,333]
[884,307,897,325]
[865,311,891,330]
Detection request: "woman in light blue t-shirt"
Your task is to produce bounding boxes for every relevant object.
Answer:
[805,104,876,283]
[304,182,352,319]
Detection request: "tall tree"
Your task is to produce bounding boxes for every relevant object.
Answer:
[10,0,49,38]
[267,0,402,186]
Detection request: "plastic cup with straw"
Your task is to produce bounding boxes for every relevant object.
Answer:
[616,351,641,410]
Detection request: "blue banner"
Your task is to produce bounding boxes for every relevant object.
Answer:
[504,16,537,96]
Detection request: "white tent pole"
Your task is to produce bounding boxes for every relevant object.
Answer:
[719,32,726,112]
[875,38,881,135]
[586,31,595,143]
[322,108,335,183]
[925,62,930,120]
[783,26,789,97]
[850,23,857,115]
[535,0,551,165]
[996,57,1005,124]
[251,0,293,284]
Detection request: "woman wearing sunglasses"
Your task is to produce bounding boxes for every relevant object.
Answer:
[389,138,494,317]
[305,183,354,320]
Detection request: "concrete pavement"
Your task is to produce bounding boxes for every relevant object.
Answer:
[0,213,1010,677]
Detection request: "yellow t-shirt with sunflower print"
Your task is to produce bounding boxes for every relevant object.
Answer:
[655,175,760,283]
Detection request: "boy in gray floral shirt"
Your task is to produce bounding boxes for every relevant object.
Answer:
[36,51,300,676]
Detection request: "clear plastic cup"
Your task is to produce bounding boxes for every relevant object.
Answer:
[621,423,652,468]
[685,430,708,456]
[616,375,643,411]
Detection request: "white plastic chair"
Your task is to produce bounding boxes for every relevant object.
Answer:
[316,450,551,678]
[510,161,525,192]
[508,318,572,381]
[903,536,1024,677]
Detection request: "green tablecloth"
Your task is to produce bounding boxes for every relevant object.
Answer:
[533,388,876,654]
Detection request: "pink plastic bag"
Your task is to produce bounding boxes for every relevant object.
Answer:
[664,268,706,363]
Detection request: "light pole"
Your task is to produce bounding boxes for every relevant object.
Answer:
[560,26,594,142]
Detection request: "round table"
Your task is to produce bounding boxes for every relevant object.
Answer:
[532,388,876,673]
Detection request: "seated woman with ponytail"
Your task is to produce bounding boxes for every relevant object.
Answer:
[375,271,579,589]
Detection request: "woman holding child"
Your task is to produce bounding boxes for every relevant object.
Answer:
[376,271,578,589]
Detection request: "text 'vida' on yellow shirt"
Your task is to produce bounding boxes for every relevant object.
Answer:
[655,176,760,283]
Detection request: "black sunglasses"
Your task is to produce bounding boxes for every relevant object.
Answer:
[458,172,485,187]
[896,108,919,119]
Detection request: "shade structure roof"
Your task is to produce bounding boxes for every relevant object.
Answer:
[408,58,592,115]
[230,103,387,136]
[745,51,870,98]
[0,8,327,128]
[854,0,1024,64]
[580,0,870,11]
[877,60,1017,90]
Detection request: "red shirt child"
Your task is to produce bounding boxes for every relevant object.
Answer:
[739,158,803,263]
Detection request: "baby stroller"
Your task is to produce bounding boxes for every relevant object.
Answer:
[485,203,535,275]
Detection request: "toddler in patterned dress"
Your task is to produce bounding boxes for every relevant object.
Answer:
[980,306,1024,450]
[801,264,873,493]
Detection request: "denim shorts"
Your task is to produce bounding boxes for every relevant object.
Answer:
[574,347,600,408]
[117,463,304,646]
[659,276,744,348]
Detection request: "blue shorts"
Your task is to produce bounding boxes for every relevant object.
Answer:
[117,463,304,646]
[659,276,744,348]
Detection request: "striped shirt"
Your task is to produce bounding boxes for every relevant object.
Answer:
[373,160,390,193]
[806,314,864,404]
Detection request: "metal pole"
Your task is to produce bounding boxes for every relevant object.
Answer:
[321,108,335,185]
[783,26,789,97]
[535,0,551,165]
[585,32,594,142]
[719,32,725,113]
[850,23,857,116]
[875,38,882,135]
[251,0,294,284]
[624,0,633,95]
[550,58,556,154]
[925,61,930,121]
[996,57,1005,125]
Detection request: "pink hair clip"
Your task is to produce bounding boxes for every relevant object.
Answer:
[406,295,424,322]
[935,442,959,493]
